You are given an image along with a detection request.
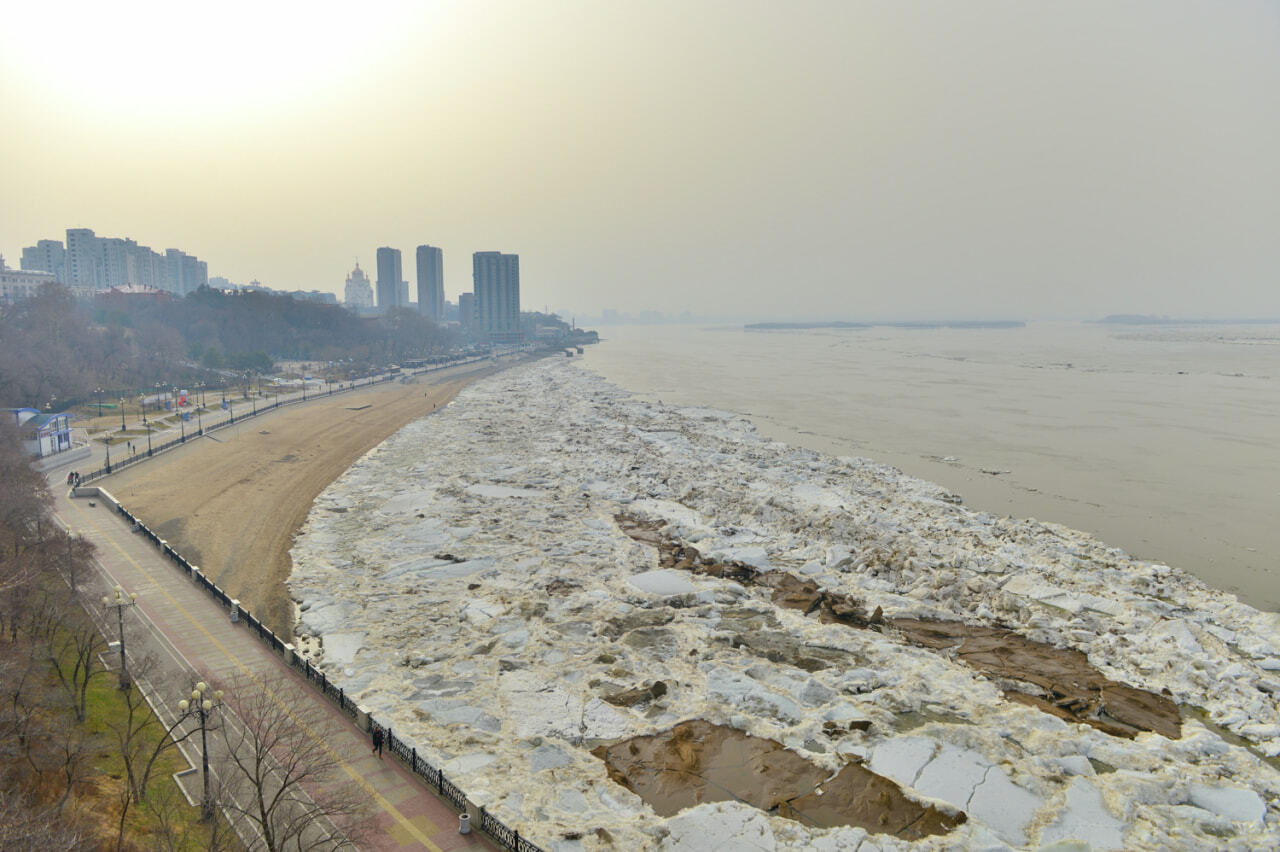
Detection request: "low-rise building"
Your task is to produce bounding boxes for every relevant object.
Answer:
[0,256,59,305]
[7,408,73,457]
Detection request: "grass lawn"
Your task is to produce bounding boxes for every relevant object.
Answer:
[78,664,232,849]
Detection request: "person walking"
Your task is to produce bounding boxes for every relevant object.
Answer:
[371,724,384,758]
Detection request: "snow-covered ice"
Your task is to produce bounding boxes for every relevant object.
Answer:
[290,359,1280,850]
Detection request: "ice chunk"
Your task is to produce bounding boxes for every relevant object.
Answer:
[465,484,544,498]
[321,632,365,667]
[913,744,992,805]
[298,598,355,634]
[530,744,572,772]
[664,802,777,851]
[868,737,936,787]
[1038,777,1125,850]
[627,569,695,596]
[1188,782,1265,823]
[967,766,1043,847]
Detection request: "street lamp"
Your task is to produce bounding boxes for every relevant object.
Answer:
[178,681,224,821]
[105,440,112,474]
[102,586,137,689]
[120,398,126,432]
[96,386,104,417]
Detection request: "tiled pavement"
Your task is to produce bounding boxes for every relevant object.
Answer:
[52,483,498,852]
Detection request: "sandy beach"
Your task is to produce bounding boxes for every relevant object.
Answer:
[102,360,512,635]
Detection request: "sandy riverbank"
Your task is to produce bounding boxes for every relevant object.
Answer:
[102,361,513,635]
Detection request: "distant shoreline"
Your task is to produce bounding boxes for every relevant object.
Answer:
[745,320,1026,330]
[1094,314,1280,325]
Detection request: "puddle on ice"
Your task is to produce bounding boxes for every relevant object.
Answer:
[593,719,964,839]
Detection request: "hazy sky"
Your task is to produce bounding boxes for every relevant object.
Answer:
[3,1,1278,321]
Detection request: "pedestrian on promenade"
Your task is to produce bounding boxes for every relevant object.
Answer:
[371,724,384,757]
[66,471,74,485]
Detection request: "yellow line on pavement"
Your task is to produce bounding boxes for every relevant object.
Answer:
[65,497,444,851]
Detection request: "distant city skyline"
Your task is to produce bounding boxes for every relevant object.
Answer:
[3,3,1278,321]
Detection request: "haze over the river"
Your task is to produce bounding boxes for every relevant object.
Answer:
[3,1,1278,321]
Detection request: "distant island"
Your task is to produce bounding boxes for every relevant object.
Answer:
[1095,315,1280,325]
[745,320,1026,330]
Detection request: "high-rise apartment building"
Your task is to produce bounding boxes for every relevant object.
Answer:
[23,228,208,295]
[458,292,475,334]
[375,247,402,310]
[66,228,102,290]
[472,251,521,343]
[20,240,66,282]
[416,244,445,321]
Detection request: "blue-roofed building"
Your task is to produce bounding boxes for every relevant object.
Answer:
[8,407,73,457]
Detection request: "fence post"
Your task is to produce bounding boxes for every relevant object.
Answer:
[437,767,443,792]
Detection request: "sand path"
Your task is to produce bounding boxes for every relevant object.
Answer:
[103,361,511,636]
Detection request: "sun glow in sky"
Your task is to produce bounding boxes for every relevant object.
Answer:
[6,2,431,114]
[3,1,1279,320]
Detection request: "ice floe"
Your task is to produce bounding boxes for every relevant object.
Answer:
[290,358,1280,850]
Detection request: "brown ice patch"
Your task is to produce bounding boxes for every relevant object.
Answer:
[893,618,1182,739]
[614,514,1182,740]
[592,720,963,838]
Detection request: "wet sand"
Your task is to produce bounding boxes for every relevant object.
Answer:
[103,361,511,635]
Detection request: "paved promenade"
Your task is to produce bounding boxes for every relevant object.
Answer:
[52,482,498,852]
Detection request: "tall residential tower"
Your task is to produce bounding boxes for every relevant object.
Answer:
[375,247,402,310]
[416,244,444,322]
[472,251,520,343]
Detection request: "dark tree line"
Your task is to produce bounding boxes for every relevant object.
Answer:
[0,285,460,409]
[0,417,106,847]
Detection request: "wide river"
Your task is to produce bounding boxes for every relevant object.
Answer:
[576,321,1280,611]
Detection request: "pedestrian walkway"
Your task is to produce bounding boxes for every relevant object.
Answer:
[52,483,497,852]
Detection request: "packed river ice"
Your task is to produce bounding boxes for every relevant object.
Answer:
[290,358,1280,850]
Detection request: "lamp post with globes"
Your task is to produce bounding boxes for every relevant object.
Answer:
[102,586,137,689]
[178,681,224,821]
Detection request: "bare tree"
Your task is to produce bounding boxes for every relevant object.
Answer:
[0,789,87,852]
[107,654,203,850]
[142,780,237,852]
[214,677,369,851]
[45,596,106,722]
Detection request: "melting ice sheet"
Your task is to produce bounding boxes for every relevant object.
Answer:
[290,359,1280,850]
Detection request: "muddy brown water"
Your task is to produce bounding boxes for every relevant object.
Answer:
[593,720,964,839]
